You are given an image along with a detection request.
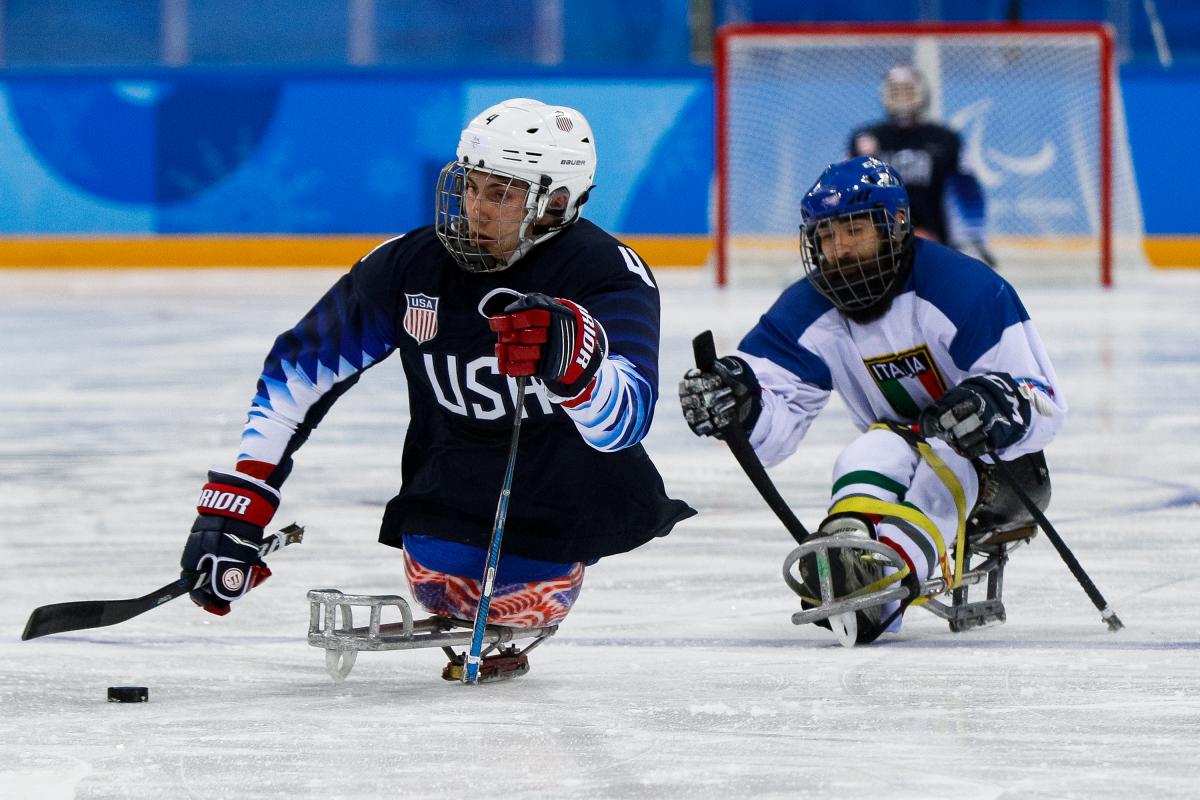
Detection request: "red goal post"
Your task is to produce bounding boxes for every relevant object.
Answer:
[715,22,1143,288]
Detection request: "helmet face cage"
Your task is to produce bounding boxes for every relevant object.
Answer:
[799,156,912,312]
[882,65,928,121]
[435,161,541,273]
[436,98,596,273]
[800,207,909,312]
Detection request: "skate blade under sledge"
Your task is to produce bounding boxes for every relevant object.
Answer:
[441,648,530,684]
[306,589,557,681]
[782,535,911,644]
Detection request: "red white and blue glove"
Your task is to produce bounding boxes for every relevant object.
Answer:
[180,469,279,615]
[488,293,608,403]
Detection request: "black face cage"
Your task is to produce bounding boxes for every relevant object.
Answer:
[800,208,910,312]
[435,161,541,273]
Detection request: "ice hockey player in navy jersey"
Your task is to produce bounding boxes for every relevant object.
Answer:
[179,98,694,658]
[680,156,1064,645]
[849,64,995,267]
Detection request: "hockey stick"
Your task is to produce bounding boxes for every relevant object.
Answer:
[21,523,305,641]
[463,376,527,685]
[989,459,1124,631]
[693,331,810,546]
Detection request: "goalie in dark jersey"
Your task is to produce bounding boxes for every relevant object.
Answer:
[849,64,996,268]
[178,98,694,645]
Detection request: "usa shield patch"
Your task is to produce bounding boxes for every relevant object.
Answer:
[403,293,439,344]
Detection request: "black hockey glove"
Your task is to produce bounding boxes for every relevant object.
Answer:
[180,469,280,616]
[919,372,1031,459]
[489,293,609,403]
[679,356,763,439]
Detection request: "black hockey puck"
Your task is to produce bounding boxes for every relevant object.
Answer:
[107,686,148,703]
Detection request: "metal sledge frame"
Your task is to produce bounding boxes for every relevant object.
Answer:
[782,526,1037,635]
[782,536,911,626]
[306,589,558,681]
[919,528,1035,632]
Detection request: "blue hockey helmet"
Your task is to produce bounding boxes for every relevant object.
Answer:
[799,156,912,314]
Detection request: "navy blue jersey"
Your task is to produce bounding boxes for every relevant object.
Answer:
[849,121,963,244]
[234,220,694,563]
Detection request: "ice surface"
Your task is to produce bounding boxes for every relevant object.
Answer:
[2,267,1198,799]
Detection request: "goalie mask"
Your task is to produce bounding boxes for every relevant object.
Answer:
[881,64,929,124]
[799,156,912,314]
[436,98,596,273]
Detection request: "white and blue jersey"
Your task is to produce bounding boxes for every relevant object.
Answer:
[232,220,694,564]
[738,238,1066,467]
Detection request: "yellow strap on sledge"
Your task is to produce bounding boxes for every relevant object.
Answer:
[829,495,953,589]
[913,438,969,592]
[837,423,969,592]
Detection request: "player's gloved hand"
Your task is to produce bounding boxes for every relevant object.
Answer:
[489,293,609,403]
[679,356,763,438]
[919,372,1031,459]
[180,469,280,615]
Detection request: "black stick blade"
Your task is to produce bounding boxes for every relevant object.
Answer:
[20,525,303,641]
[689,329,810,545]
[21,578,192,641]
[23,600,109,640]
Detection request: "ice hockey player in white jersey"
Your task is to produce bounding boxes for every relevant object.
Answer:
[680,156,1065,644]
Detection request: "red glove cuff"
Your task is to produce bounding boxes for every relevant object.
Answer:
[555,299,602,389]
[196,479,277,528]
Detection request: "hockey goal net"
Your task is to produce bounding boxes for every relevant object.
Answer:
[715,22,1145,287]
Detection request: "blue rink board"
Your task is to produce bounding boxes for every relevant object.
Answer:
[0,67,1188,235]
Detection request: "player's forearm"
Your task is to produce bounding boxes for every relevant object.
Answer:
[738,352,831,467]
[560,355,656,451]
[232,275,395,482]
[234,354,368,482]
[235,402,299,475]
[992,375,1065,460]
[747,390,822,468]
[970,326,1067,460]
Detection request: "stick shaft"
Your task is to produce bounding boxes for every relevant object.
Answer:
[21,524,304,641]
[991,459,1123,631]
[464,377,527,684]
[693,331,810,545]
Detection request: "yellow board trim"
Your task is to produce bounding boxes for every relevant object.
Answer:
[0,235,713,269]
[2,233,1196,269]
[1143,237,1200,268]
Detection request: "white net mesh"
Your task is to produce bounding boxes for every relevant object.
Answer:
[718,27,1146,288]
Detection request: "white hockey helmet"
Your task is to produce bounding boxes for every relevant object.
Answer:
[436,98,597,272]
[881,64,928,122]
